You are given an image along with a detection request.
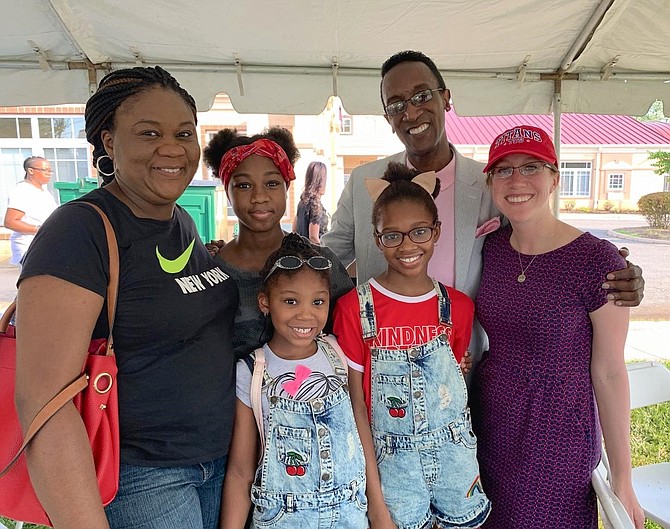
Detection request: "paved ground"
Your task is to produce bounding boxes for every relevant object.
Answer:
[1,213,667,362]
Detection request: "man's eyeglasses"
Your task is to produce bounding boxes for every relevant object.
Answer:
[488,161,554,179]
[29,167,53,174]
[384,88,444,117]
[375,225,438,248]
[265,255,332,281]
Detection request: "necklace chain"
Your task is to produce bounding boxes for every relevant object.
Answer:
[513,221,559,284]
[516,253,538,283]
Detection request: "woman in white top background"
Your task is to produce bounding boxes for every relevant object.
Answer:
[4,156,58,268]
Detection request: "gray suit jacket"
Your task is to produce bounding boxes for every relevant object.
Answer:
[321,145,501,361]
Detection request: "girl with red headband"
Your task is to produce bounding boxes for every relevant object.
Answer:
[202,127,353,361]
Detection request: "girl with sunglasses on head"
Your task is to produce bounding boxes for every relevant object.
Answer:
[203,128,353,361]
[333,162,490,529]
[220,233,368,529]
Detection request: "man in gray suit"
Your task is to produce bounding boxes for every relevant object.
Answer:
[321,50,643,360]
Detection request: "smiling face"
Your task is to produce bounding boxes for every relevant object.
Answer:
[259,268,330,359]
[227,154,288,234]
[490,153,559,224]
[375,198,440,283]
[101,86,200,217]
[381,61,452,170]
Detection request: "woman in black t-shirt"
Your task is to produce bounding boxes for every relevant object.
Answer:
[16,66,238,529]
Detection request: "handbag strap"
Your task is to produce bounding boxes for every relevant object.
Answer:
[0,202,120,478]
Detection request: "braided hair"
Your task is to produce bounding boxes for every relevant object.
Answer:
[371,162,440,227]
[259,233,330,293]
[202,126,300,177]
[85,66,197,185]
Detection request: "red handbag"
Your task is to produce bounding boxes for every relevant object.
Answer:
[0,203,120,526]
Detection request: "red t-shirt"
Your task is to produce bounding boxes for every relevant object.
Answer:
[332,279,474,412]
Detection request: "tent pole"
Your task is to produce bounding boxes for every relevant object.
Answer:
[553,86,562,218]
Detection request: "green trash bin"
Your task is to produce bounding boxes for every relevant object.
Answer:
[54,179,218,243]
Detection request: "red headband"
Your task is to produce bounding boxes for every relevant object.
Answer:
[218,138,296,188]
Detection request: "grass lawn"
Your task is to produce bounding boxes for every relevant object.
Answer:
[2,361,669,529]
[628,360,670,529]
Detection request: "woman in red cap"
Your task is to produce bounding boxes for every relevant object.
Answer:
[472,126,644,528]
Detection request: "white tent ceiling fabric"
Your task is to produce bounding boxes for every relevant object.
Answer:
[1,0,669,116]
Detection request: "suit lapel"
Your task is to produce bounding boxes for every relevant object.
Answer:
[453,149,483,291]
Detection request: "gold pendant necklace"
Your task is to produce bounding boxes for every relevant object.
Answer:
[513,220,559,284]
[517,253,539,283]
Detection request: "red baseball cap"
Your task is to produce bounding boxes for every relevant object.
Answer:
[483,125,557,173]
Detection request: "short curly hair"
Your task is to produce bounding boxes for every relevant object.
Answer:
[203,126,300,178]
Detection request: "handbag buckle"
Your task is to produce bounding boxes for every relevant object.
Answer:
[92,373,114,394]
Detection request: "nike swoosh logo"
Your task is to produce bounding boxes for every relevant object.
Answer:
[156,238,196,274]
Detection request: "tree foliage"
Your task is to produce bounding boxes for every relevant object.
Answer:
[648,151,670,178]
[637,100,667,122]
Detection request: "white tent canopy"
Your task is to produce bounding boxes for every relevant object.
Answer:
[2,0,670,116]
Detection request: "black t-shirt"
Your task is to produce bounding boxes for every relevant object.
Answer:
[295,196,328,239]
[20,188,239,466]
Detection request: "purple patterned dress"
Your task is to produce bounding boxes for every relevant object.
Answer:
[472,225,626,529]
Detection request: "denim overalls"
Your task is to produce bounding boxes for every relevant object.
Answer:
[250,338,368,529]
[357,280,490,529]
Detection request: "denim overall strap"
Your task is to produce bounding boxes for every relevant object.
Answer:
[318,335,349,378]
[355,282,377,340]
[432,278,453,326]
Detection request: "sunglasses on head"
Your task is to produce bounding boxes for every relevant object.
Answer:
[264,255,332,282]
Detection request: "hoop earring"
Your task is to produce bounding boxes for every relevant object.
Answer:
[95,155,115,177]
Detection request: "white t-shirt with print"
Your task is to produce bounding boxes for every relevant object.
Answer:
[236,341,345,433]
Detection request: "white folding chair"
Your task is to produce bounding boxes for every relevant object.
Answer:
[627,361,670,527]
[593,461,636,529]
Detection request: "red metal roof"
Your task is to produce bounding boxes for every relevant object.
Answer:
[645,121,670,142]
[445,112,670,146]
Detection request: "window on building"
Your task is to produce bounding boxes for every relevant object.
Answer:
[608,173,624,190]
[664,176,670,192]
[43,147,90,182]
[340,115,353,135]
[560,161,592,197]
[38,117,86,139]
[0,117,31,138]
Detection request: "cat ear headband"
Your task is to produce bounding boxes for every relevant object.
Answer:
[364,171,437,202]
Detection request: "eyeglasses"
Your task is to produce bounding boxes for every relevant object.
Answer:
[384,88,444,117]
[488,161,554,179]
[264,255,332,281]
[375,225,438,248]
[29,167,53,174]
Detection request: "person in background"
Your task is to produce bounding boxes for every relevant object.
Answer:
[3,156,58,268]
[16,66,238,529]
[221,234,367,529]
[472,125,644,529]
[292,160,329,244]
[202,128,352,361]
[334,163,490,529]
[321,49,645,370]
